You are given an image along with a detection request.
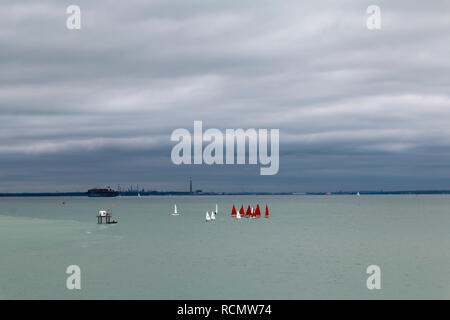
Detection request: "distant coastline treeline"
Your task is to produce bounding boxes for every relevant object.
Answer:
[1,190,450,197]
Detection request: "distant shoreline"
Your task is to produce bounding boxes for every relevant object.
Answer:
[1,190,450,197]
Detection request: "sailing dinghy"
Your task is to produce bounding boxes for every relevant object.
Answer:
[172,204,180,216]
[239,205,245,215]
[255,204,261,217]
[246,205,252,217]
[231,204,237,216]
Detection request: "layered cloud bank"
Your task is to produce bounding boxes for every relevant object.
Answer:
[0,0,449,192]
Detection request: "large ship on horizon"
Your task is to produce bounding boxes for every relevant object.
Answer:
[87,186,118,197]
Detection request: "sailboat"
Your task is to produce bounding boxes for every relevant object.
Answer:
[239,205,245,218]
[138,193,141,198]
[357,192,360,197]
[255,204,261,217]
[245,205,252,217]
[172,204,180,216]
[236,210,242,219]
[215,204,218,215]
[264,204,269,218]
[211,210,216,220]
[205,211,211,222]
[231,204,237,216]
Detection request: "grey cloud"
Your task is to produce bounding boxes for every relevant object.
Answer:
[0,0,449,192]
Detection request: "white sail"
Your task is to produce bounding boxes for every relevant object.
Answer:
[236,211,241,219]
[206,211,211,221]
[215,203,218,214]
[172,204,179,216]
[211,211,216,220]
[357,192,360,197]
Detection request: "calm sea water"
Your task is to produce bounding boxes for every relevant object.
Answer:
[0,195,449,299]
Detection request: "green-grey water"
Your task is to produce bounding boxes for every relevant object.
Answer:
[0,195,449,299]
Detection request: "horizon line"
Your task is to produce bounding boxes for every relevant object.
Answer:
[2,189,450,196]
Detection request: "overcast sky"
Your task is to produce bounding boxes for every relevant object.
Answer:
[0,0,449,192]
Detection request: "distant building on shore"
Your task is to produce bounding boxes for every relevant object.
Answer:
[87,186,118,197]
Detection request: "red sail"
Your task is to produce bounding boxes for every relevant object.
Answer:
[246,205,251,216]
[231,204,237,216]
[264,204,269,218]
[255,204,261,216]
[239,205,245,215]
